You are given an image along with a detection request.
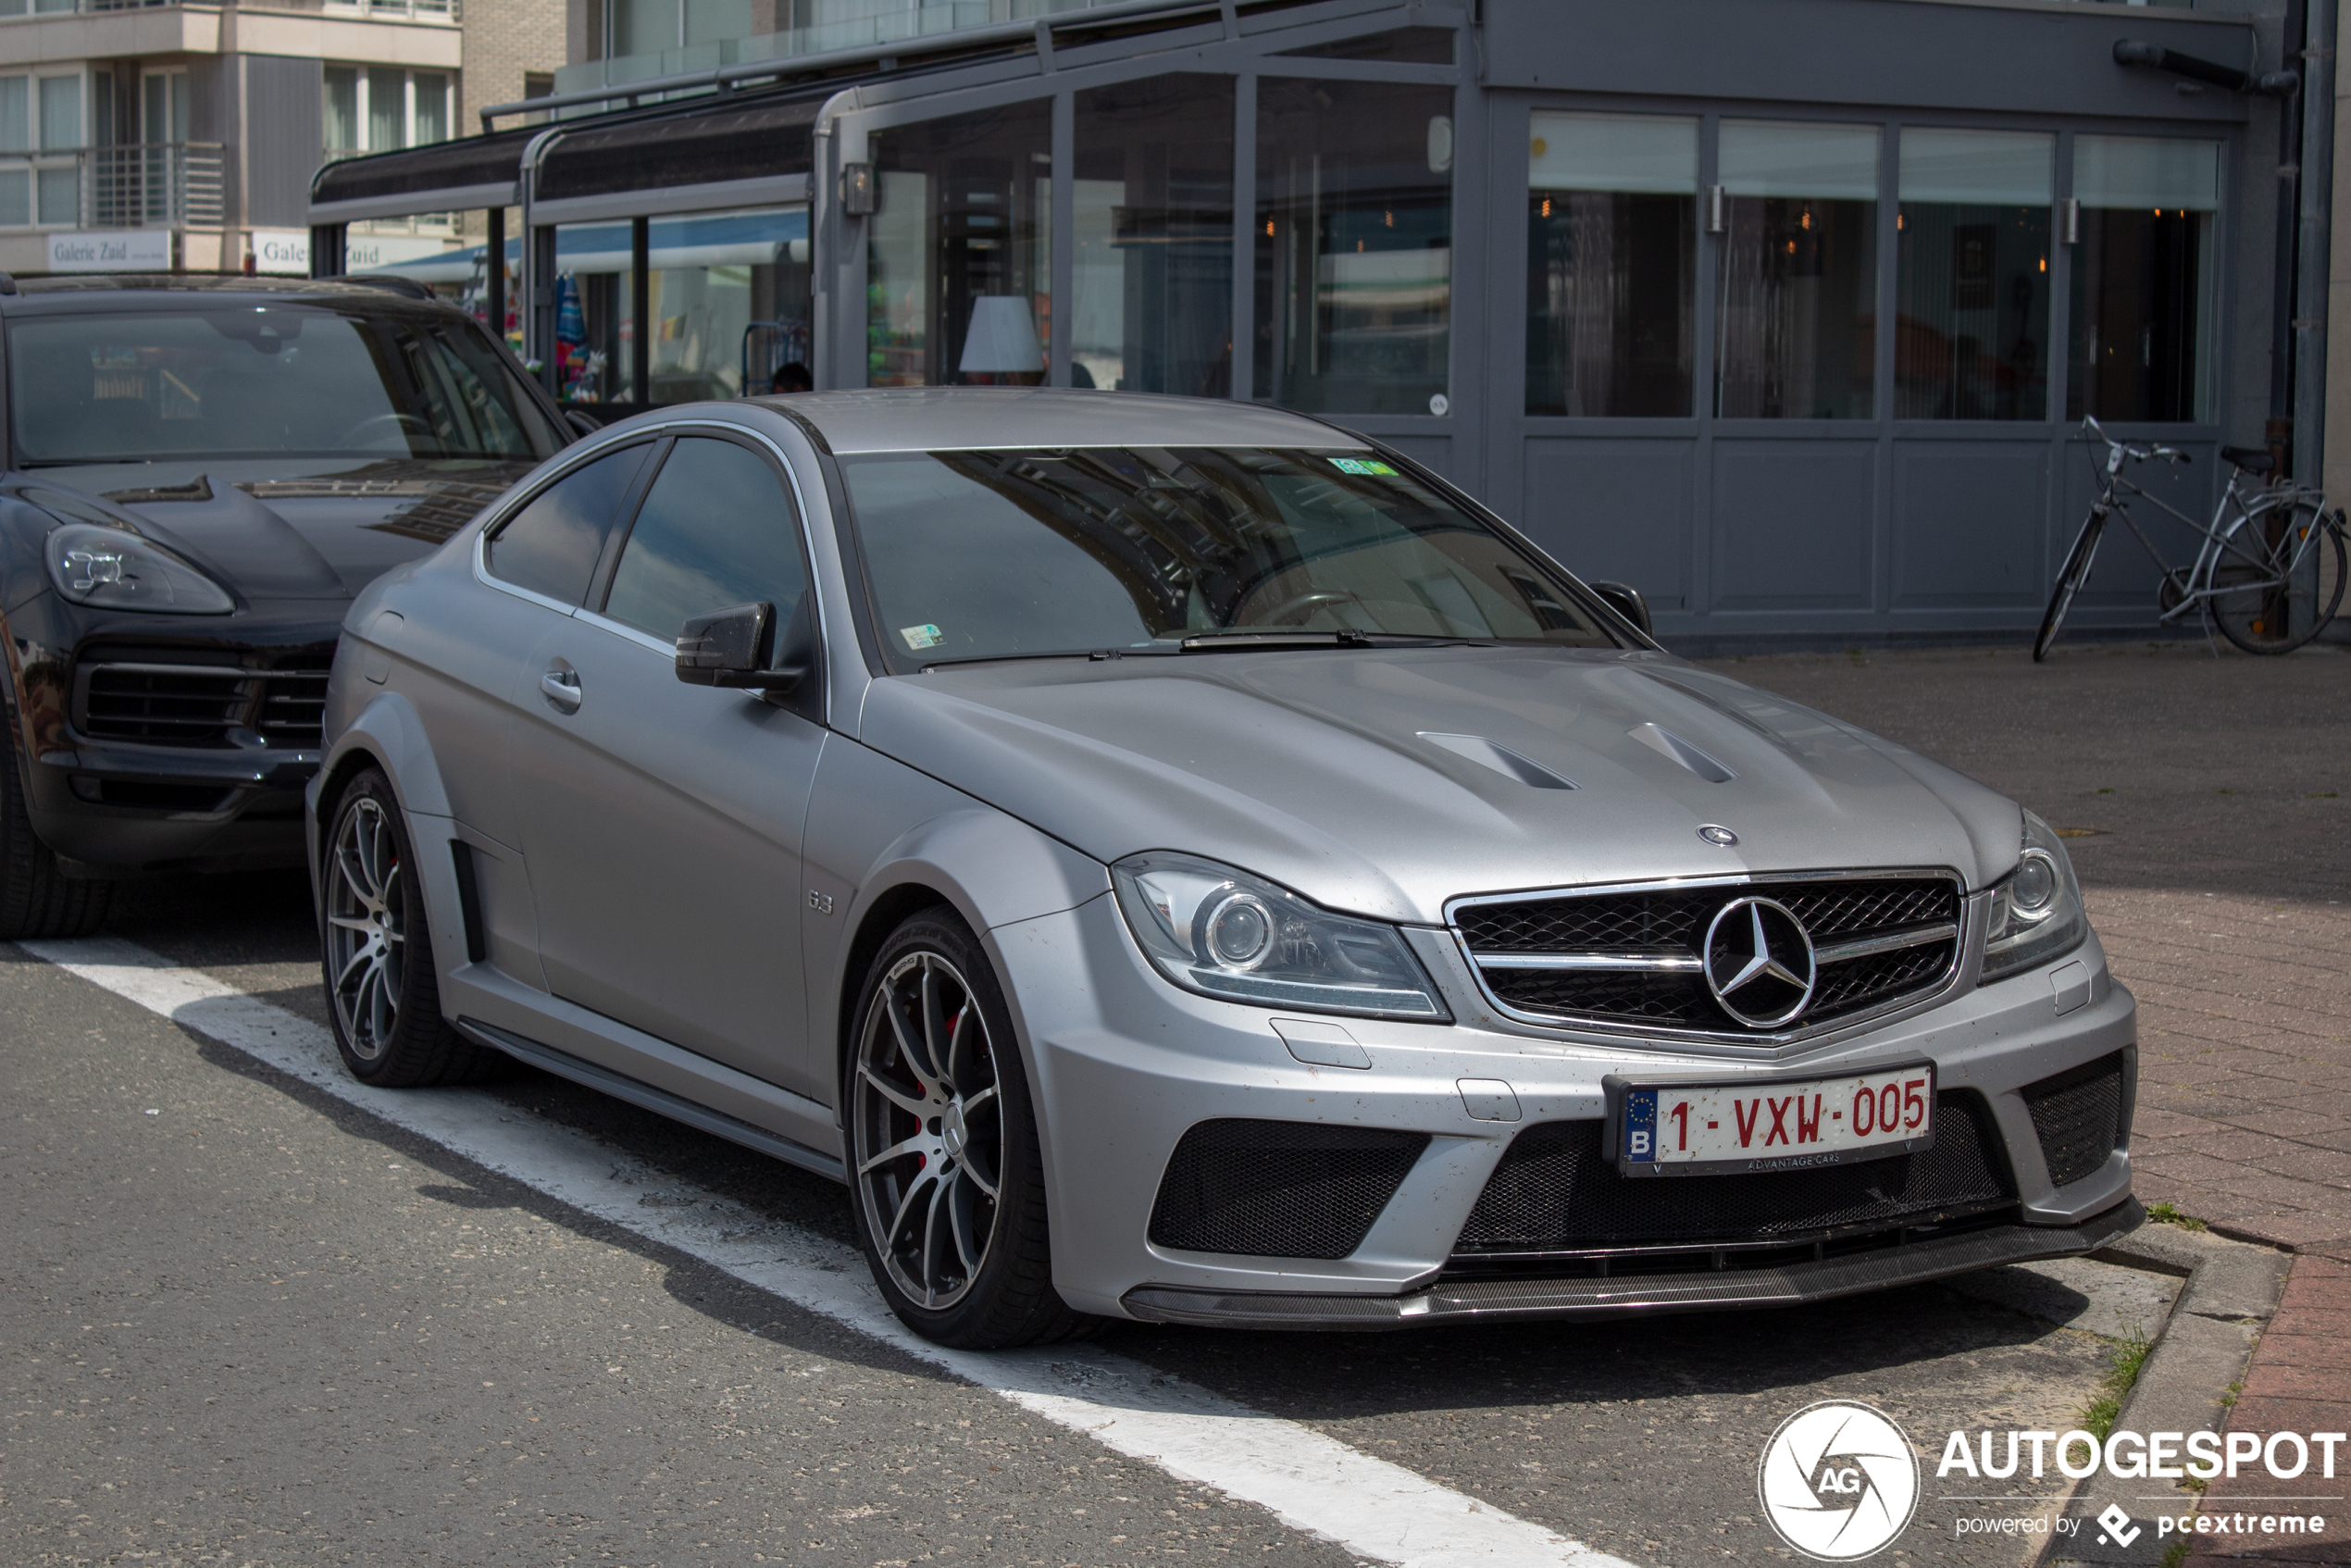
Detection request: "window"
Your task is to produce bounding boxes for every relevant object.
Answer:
[1255,79,1454,416]
[1896,128,2053,420]
[1072,74,1233,395]
[2068,135,2220,424]
[1525,111,1695,417]
[548,208,810,403]
[0,72,81,227]
[603,437,807,640]
[488,444,654,605]
[325,66,453,156]
[40,74,81,150]
[868,103,1051,387]
[1717,120,1878,419]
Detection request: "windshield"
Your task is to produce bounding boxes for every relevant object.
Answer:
[8,306,565,465]
[840,447,1622,669]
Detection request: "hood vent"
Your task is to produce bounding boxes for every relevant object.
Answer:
[1418,732,1577,790]
[1628,722,1736,783]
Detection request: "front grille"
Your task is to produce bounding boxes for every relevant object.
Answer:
[75,651,332,749]
[1454,875,1962,1038]
[1451,1091,2015,1258]
[2021,1052,2126,1189]
[1149,1119,1429,1260]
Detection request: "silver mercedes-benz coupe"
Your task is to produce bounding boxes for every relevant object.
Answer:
[309,389,2139,1348]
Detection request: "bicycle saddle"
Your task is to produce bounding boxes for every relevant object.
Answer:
[2220,444,2275,475]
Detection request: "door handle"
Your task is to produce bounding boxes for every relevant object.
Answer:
[540,661,582,714]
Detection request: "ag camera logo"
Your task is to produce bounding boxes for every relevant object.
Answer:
[1758,1400,1922,1560]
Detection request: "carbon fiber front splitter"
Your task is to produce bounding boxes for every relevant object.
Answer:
[1119,1197,2145,1330]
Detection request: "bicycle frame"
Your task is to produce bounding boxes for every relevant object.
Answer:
[2078,418,2326,623]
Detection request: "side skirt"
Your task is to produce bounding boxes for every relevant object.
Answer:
[457,1015,847,1183]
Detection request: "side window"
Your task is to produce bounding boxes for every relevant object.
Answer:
[602,436,809,641]
[484,443,653,605]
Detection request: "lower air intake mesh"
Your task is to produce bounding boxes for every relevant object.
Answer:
[1149,1119,1429,1260]
[2021,1052,2127,1189]
[1453,1092,2014,1254]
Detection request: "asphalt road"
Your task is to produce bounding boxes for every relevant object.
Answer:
[2,870,2163,1568]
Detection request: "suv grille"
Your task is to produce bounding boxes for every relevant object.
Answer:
[1149,1119,1429,1260]
[1451,1091,2014,1259]
[75,651,333,750]
[1453,875,1962,1038]
[2021,1052,2127,1189]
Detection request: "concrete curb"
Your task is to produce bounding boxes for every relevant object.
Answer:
[2038,1224,2293,1567]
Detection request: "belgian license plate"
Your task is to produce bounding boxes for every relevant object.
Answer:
[1613,1064,1936,1176]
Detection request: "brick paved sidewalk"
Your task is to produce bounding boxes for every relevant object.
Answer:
[1702,644,2351,1566]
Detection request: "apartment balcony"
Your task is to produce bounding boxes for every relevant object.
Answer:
[0,143,224,229]
[0,0,458,68]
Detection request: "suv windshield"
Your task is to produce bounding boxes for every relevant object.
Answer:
[840,446,1622,668]
[8,305,565,465]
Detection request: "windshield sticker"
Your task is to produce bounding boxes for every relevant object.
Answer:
[899,623,945,652]
[1328,457,1398,477]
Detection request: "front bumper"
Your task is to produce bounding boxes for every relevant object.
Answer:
[1123,1198,2144,1329]
[989,893,2139,1325]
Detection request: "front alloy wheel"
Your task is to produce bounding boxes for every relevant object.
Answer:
[845,913,1093,1348]
[327,793,409,1062]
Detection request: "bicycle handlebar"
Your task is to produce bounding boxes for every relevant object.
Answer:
[2081,416,2192,469]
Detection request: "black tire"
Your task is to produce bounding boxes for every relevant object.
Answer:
[320,768,504,1086]
[2034,510,2107,663]
[2209,504,2349,655]
[0,700,111,940]
[843,909,1096,1350]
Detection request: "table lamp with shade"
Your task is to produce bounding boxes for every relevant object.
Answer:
[958,295,1045,385]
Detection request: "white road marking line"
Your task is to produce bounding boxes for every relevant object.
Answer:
[20,935,1636,1568]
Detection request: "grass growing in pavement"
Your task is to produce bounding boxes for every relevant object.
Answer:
[2146,1201,2208,1232]
[2161,1535,2193,1568]
[2080,1324,2155,1442]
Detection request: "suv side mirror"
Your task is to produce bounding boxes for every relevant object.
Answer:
[1587,579,1653,638]
[675,599,808,691]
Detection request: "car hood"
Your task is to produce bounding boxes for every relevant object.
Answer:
[19,457,532,601]
[857,647,2022,926]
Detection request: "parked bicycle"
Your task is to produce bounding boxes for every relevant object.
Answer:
[2034,417,2348,660]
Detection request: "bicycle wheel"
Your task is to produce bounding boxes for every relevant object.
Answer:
[2209,502,2348,654]
[2034,509,2108,662]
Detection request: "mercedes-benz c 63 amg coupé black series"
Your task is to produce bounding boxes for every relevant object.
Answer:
[309,390,2141,1349]
[0,275,567,937]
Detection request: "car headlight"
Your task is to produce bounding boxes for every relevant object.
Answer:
[1112,852,1449,1021]
[1979,811,2087,984]
[44,522,234,615]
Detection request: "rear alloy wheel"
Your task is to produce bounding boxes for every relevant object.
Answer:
[321,769,501,1087]
[846,913,1093,1348]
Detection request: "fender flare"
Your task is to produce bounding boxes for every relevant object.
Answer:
[308,689,455,884]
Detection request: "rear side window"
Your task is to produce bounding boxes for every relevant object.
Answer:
[601,436,807,641]
[485,443,652,605]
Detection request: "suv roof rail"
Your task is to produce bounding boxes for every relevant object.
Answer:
[320,274,437,302]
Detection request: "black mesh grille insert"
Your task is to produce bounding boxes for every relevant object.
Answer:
[1456,877,1960,1034]
[1453,1092,2014,1255]
[2021,1052,2126,1189]
[77,652,332,749]
[1150,1120,1429,1260]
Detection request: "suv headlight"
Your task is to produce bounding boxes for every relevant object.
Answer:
[1111,852,1449,1021]
[44,522,234,615]
[1979,811,2087,984]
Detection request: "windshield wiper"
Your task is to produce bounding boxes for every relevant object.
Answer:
[1176,630,1493,652]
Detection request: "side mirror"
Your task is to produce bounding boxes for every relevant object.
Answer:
[1587,579,1653,638]
[675,600,808,691]
[563,407,603,437]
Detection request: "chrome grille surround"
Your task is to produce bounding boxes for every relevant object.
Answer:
[1447,869,1973,1048]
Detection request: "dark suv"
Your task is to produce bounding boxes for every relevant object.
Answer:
[0,275,568,937]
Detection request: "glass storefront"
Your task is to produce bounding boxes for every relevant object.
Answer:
[1895,128,2053,421]
[1524,110,1697,417]
[2067,134,2220,424]
[868,103,1052,387]
[1254,78,1453,416]
[1071,74,1235,397]
[1716,119,1878,420]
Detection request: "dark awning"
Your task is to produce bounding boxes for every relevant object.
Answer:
[310,127,539,218]
[535,93,823,203]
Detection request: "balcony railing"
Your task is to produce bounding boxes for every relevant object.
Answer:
[1,0,458,17]
[0,144,225,230]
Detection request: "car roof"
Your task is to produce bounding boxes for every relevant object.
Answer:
[0,274,455,317]
[745,388,1371,456]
